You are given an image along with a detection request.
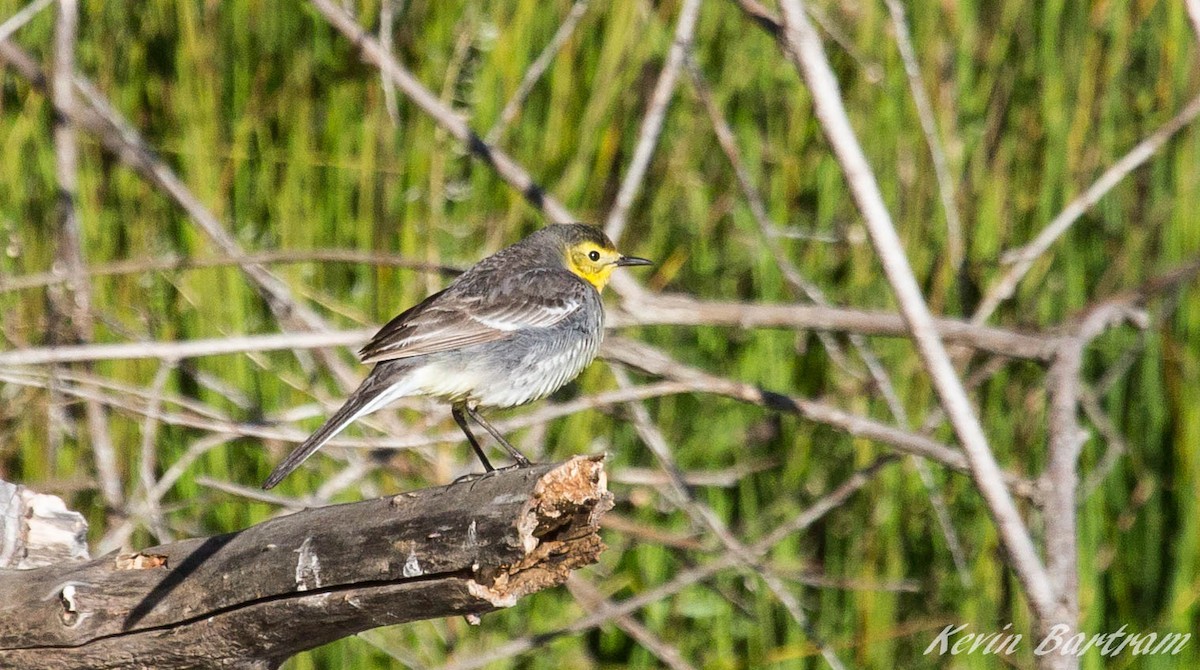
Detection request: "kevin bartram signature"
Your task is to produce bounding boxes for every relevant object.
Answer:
[924,623,1190,658]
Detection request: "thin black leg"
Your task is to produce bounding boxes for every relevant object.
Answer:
[452,404,494,472]
[466,405,533,467]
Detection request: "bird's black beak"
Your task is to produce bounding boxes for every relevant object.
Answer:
[616,255,654,267]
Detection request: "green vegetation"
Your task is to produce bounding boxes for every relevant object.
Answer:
[1,0,1198,668]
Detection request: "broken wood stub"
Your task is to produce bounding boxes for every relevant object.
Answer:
[0,480,90,570]
[0,456,612,669]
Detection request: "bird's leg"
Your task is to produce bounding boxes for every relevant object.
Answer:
[465,405,533,467]
[452,404,494,472]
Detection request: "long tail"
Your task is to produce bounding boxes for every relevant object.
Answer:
[262,365,413,489]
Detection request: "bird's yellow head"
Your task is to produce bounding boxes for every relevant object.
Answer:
[554,224,653,292]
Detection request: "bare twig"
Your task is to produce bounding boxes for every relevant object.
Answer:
[354,631,428,670]
[1095,335,1144,396]
[613,460,777,488]
[566,576,697,670]
[1042,345,1087,652]
[484,0,590,144]
[196,476,305,507]
[689,56,972,585]
[307,0,574,223]
[0,246,456,296]
[767,567,920,593]
[48,0,123,513]
[603,0,702,242]
[604,337,1037,499]
[378,0,401,124]
[974,92,1200,324]
[1079,383,1129,498]
[1035,300,1152,668]
[614,294,1057,360]
[0,40,359,388]
[0,328,375,367]
[136,361,177,541]
[775,0,1055,622]
[0,0,54,44]
[612,366,847,670]
[1186,0,1200,50]
[438,456,895,670]
[729,0,781,38]
[883,0,963,273]
[150,434,235,502]
[728,0,882,81]
[0,298,1058,367]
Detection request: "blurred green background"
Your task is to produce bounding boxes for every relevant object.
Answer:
[1,0,1198,668]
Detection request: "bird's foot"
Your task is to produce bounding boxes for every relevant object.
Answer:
[450,460,536,485]
[451,470,491,485]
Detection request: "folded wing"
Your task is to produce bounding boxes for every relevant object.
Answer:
[359,269,588,364]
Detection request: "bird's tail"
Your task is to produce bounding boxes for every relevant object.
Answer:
[262,366,415,489]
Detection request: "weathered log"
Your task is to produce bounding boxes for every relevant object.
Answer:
[0,456,612,669]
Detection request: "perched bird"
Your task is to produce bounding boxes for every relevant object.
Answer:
[263,223,652,489]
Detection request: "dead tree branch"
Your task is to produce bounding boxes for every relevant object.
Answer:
[0,296,1057,368]
[47,0,122,514]
[1034,259,1198,659]
[1189,0,1200,47]
[602,337,1038,500]
[0,40,357,388]
[0,249,458,295]
[776,0,1056,631]
[0,0,53,44]
[603,0,702,242]
[0,457,612,670]
[437,456,895,670]
[883,0,964,273]
[974,92,1200,324]
[614,294,1057,360]
[485,0,591,144]
[307,0,574,224]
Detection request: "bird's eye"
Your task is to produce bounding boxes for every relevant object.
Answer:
[588,250,601,262]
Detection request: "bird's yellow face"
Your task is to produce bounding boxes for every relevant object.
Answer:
[566,241,624,292]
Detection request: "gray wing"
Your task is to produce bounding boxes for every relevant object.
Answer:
[359,268,591,364]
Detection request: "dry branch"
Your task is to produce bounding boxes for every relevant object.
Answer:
[883,0,963,273]
[0,249,457,295]
[775,0,1056,626]
[0,297,1056,368]
[614,293,1057,360]
[603,337,1039,500]
[438,456,895,670]
[485,0,591,144]
[603,0,701,242]
[0,39,357,389]
[307,0,574,224]
[975,92,1200,324]
[1190,0,1200,47]
[0,457,612,670]
[0,0,53,44]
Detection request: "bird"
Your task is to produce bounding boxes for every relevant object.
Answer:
[262,223,652,489]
